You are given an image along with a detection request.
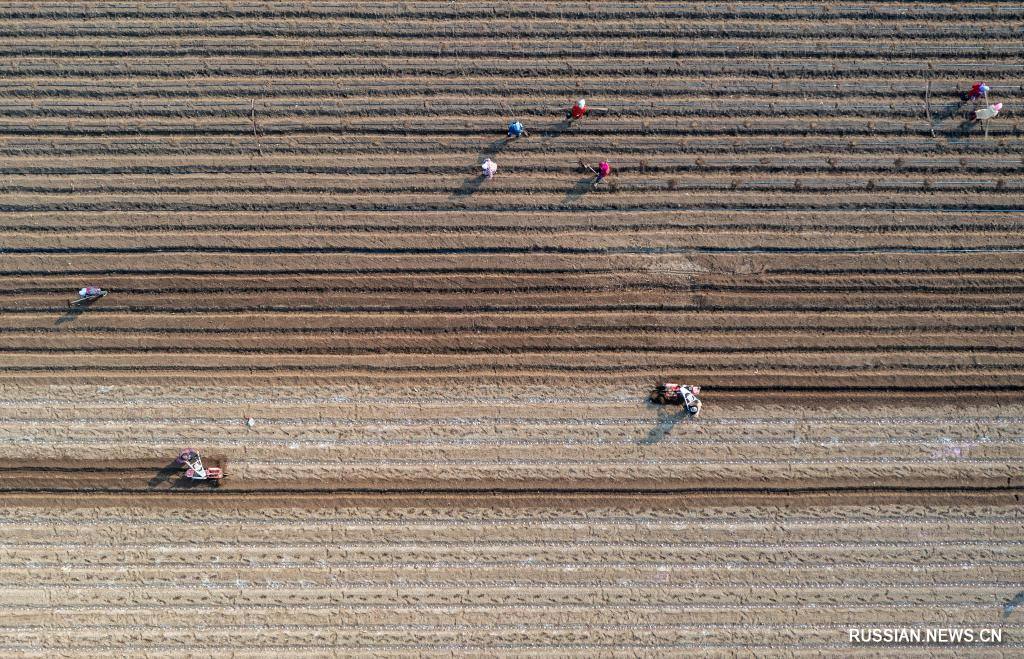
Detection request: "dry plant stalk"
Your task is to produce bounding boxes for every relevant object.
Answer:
[250,99,263,156]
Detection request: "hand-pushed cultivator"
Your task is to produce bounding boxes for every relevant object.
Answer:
[68,286,107,307]
[176,448,225,485]
[650,383,702,417]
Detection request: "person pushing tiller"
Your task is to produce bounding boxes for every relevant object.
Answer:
[69,286,107,307]
[650,383,702,417]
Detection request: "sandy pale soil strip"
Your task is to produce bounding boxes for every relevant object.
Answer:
[0,492,1019,654]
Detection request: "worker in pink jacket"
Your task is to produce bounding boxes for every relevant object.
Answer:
[580,159,611,185]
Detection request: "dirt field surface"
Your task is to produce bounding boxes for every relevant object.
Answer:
[1,1,1023,654]
[1,383,1023,491]
[0,492,1019,656]
[1,2,1022,396]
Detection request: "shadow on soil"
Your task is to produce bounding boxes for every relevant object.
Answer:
[640,403,691,445]
[451,174,488,198]
[563,175,596,204]
[54,298,99,325]
[168,478,212,490]
[933,98,968,123]
[538,119,573,139]
[479,136,512,160]
[147,460,185,489]
[1004,591,1024,618]
[944,117,981,139]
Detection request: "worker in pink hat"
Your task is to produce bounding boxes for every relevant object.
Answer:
[580,159,611,185]
[481,158,497,178]
[971,102,1003,122]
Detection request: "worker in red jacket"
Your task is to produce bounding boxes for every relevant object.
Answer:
[565,99,588,124]
[965,82,990,101]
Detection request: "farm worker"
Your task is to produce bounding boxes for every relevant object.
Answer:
[971,102,1002,122]
[965,82,990,101]
[79,286,103,298]
[481,158,497,178]
[580,159,611,183]
[507,121,527,139]
[566,98,587,123]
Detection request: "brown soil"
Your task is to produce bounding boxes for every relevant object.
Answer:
[0,2,1022,654]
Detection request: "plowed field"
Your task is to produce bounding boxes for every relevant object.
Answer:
[1,1,1022,654]
[0,492,1021,656]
